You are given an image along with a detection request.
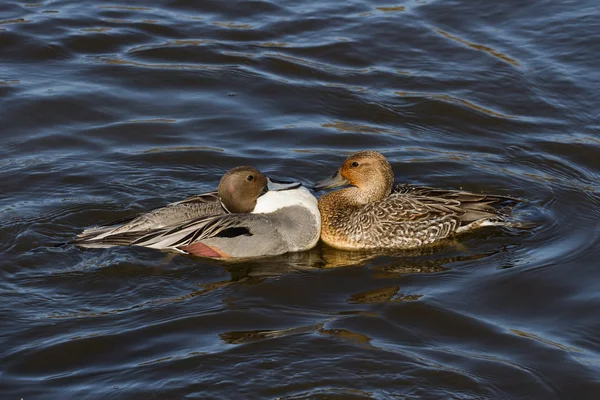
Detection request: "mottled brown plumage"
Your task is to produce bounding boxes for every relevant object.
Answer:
[315,151,521,250]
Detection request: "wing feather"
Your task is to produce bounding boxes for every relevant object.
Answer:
[74,191,225,244]
[130,213,269,250]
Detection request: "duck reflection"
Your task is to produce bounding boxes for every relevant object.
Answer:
[219,322,375,347]
[191,239,495,297]
[167,241,505,348]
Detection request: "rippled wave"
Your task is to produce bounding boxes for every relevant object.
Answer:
[1,0,600,398]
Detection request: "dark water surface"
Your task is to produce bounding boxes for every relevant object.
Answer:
[2,0,600,398]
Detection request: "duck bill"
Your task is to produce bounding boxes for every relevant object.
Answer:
[313,169,349,190]
[266,177,302,192]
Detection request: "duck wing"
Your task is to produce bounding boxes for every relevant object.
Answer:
[342,194,464,248]
[129,212,288,258]
[394,183,521,205]
[351,189,523,248]
[74,191,226,244]
[365,194,463,223]
[393,184,523,224]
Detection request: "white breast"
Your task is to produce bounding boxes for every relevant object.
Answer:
[252,186,320,220]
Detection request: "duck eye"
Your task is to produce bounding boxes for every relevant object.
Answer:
[247,175,254,182]
[351,161,359,167]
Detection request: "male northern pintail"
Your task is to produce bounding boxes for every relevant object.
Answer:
[74,166,321,258]
[314,150,522,250]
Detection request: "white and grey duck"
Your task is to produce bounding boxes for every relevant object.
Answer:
[314,150,523,250]
[74,166,321,258]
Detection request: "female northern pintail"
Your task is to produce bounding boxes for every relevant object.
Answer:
[74,166,321,258]
[314,151,522,250]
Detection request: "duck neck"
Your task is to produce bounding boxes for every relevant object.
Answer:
[344,187,373,206]
[323,185,387,209]
[350,177,393,204]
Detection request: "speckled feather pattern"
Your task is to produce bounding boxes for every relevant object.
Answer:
[317,152,521,250]
[319,191,464,249]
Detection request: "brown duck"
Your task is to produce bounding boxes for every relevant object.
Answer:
[314,150,522,250]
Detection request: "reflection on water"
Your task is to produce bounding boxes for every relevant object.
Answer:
[1,0,600,398]
[220,323,324,345]
[349,286,423,304]
[432,28,521,67]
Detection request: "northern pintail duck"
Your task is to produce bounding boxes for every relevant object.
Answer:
[74,166,321,258]
[314,151,522,250]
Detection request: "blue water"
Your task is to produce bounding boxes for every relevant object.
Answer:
[1,0,600,398]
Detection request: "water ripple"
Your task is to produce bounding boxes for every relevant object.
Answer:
[2,0,600,398]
